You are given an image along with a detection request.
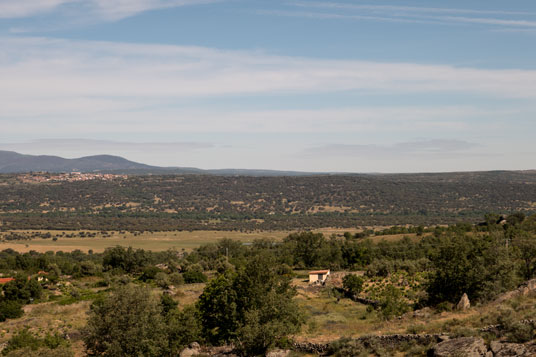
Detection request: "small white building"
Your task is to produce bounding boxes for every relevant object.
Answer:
[308,270,330,284]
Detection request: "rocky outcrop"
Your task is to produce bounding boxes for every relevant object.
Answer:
[352,296,380,308]
[432,337,489,357]
[179,343,237,357]
[457,293,471,310]
[357,334,442,348]
[179,342,202,357]
[495,278,536,303]
[294,334,444,355]
[266,349,291,357]
[479,319,536,334]
[179,338,536,356]
[490,341,536,357]
[293,341,329,355]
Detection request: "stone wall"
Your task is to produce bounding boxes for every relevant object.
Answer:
[293,334,443,355]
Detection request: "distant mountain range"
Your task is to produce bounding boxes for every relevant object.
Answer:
[0,150,319,176]
[2,150,535,178]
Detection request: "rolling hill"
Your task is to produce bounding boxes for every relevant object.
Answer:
[0,150,317,176]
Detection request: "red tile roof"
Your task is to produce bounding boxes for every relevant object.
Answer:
[309,270,330,275]
[0,278,15,284]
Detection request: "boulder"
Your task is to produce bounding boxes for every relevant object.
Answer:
[432,337,488,357]
[412,307,432,319]
[490,341,536,357]
[457,293,471,310]
[179,342,201,357]
[266,349,291,357]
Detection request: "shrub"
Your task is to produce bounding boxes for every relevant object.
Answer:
[4,346,73,357]
[83,284,167,357]
[183,270,207,284]
[154,272,170,289]
[342,274,364,296]
[165,305,202,354]
[0,300,24,321]
[1,329,70,356]
[497,309,535,343]
[197,255,303,355]
[168,272,184,286]
[138,266,162,282]
[378,284,410,320]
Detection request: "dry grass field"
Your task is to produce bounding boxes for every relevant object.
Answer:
[0,230,288,253]
[0,228,378,253]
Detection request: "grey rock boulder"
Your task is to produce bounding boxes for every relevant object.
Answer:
[490,341,536,356]
[266,349,291,357]
[456,293,471,311]
[179,342,202,357]
[432,337,488,357]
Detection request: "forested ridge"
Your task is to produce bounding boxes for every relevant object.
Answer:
[1,171,536,231]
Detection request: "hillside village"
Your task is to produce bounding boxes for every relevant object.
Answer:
[17,172,128,184]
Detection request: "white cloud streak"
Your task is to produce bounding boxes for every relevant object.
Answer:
[0,139,213,151]
[286,2,536,28]
[290,2,535,17]
[303,140,481,159]
[0,0,73,18]
[1,36,536,103]
[0,0,219,20]
[0,36,534,136]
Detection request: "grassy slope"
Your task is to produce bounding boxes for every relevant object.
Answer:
[2,275,534,357]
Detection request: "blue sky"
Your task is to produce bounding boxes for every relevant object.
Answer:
[1,0,536,172]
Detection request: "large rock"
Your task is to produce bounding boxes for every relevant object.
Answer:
[432,337,489,357]
[495,278,536,303]
[266,349,291,357]
[490,341,536,357]
[179,342,201,357]
[457,293,471,310]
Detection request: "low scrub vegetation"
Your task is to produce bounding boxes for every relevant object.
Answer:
[0,213,535,355]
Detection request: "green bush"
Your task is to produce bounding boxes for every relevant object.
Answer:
[183,270,207,284]
[342,274,364,296]
[1,329,70,356]
[138,266,162,282]
[168,272,184,286]
[497,309,535,343]
[197,255,303,355]
[154,272,170,289]
[0,300,24,321]
[4,346,73,357]
[378,284,410,320]
[83,284,167,357]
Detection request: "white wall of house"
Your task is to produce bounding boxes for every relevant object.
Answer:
[308,270,330,283]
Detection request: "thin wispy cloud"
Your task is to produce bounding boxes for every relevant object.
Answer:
[0,0,72,18]
[0,36,535,138]
[290,2,535,17]
[0,0,220,20]
[257,9,444,26]
[304,140,481,159]
[2,37,536,103]
[0,139,213,152]
[282,2,536,29]
[0,104,495,136]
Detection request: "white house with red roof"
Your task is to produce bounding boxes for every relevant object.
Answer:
[308,269,330,284]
